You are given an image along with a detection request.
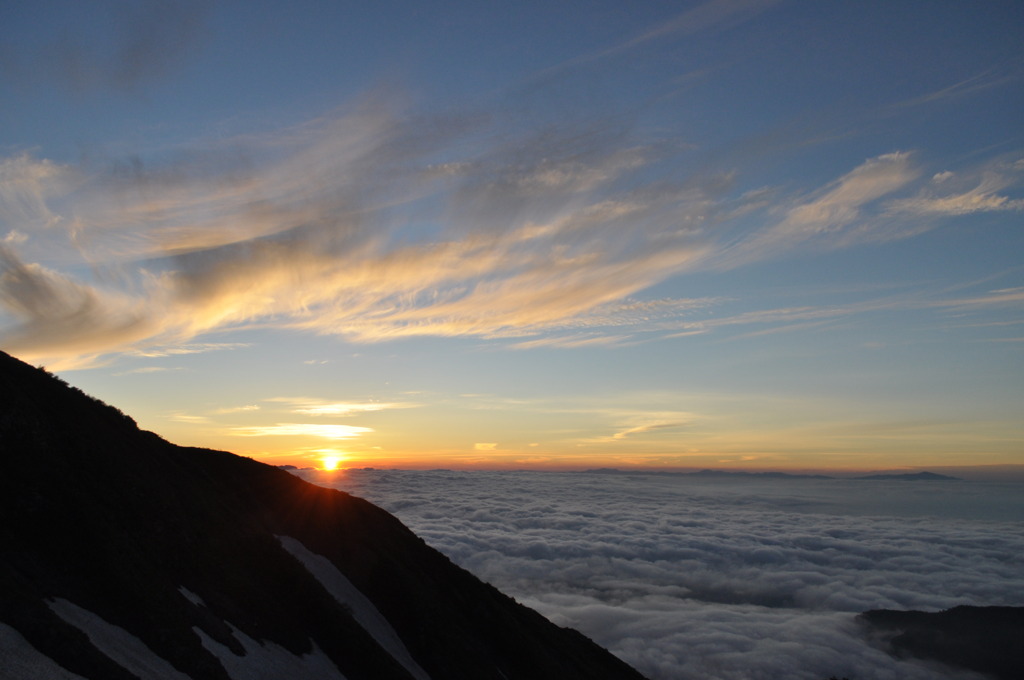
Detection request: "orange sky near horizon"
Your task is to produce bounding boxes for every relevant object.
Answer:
[2,2,1022,479]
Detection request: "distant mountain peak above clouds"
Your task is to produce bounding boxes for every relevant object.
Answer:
[581,467,961,481]
[851,471,962,481]
[0,350,647,680]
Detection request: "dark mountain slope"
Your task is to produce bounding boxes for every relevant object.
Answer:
[0,350,647,680]
[858,606,1024,680]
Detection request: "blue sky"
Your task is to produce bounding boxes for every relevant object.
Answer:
[1,0,1022,470]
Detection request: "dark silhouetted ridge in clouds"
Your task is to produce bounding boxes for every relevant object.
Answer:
[582,468,960,480]
[852,471,961,481]
[0,351,647,680]
[858,606,1024,680]
[582,467,833,479]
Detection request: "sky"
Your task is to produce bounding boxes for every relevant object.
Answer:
[312,468,1024,679]
[1,0,1022,471]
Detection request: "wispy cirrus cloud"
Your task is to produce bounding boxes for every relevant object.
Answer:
[130,343,251,358]
[550,0,782,72]
[1,96,1020,368]
[168,412,211,424]
[572,403,700,446]
[230,423,372,439]
[890,67,1023,110]
[715,152,920,266]
[0,243,154,368]
[0,154,69,231]
[267,397,418,416]
[213,404,261,414]
[0,102,719,364]
[114,366,183,376]
[660,281,1024,340]
[611,421,690,440]
[936,286,1024,310]
[887,165,1024,216]
[506,334,635,350]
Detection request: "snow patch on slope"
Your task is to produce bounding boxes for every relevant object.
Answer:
[192,623,346,680]
[48,598,191,680]
[0,621,88,680]
[178,586,205,607]
[176,586,347,680]
[277,535,431,680]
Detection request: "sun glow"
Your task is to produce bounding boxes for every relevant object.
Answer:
[321,456,343,471]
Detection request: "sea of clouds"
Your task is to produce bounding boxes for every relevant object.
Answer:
[300,469,1024,680]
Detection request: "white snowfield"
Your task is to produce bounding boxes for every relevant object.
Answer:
[277,535,431,680]
[180,587,347,680]
[0,536,431,680]
[0,621,88,680]
[49,598,192,680]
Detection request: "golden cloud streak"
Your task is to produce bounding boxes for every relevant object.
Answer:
[1,98,1020,367]
[230,423,373,439]
[267,397,418,416]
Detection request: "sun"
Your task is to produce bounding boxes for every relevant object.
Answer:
[321,456,343,471]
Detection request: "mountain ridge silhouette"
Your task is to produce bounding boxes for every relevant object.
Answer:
[0,350,647,680]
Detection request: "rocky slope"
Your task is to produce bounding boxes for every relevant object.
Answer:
[858,605,1024,680]
[0,350,647,680]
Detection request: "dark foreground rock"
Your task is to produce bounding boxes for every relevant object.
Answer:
[858,605,1024,680]
[0,350,647,680]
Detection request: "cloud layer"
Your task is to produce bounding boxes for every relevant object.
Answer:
[310,469,1024,680]
[1,101,1022,368]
